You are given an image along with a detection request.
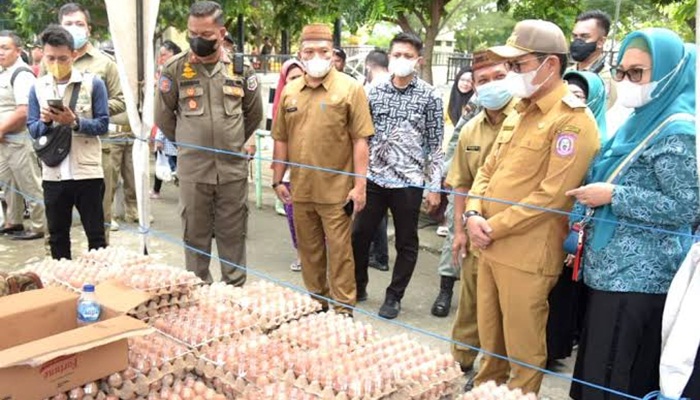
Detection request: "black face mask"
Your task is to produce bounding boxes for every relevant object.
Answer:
[189,36,218,57]
[570,39,598,62]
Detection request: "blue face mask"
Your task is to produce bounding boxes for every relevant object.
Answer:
[64,25,89,49]
[475,79,513,110]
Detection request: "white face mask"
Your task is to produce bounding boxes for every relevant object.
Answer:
[616,54,687,109]
[389,57,417,78]
[506,59,553,99]
[616,80,658,109]
[303,56,332,78]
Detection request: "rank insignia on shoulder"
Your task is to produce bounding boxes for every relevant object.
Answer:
[182,63,197,79]
[247,75,259,91]
[159,76,172,93]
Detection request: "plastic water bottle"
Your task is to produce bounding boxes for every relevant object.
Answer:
[77,284,101,326]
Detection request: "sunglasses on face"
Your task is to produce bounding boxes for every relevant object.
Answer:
[610,66,651,83]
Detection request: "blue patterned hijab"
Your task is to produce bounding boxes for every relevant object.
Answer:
[587,28,696,251]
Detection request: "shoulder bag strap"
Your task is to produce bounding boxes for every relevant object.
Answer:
[67,82,82,112]
[606,113,695,184]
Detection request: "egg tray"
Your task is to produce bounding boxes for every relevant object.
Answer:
[270,311,379,351]
[247,302,324,332]
[195,331,292,390]
[149,305,262,349]
[99,368,198,399]
[127,292,195,320]
[127,332,198,382]
[194,361,252,400]
[397,368,463,400]
[193,284,323,333]
[43,381,106,400]
[288,370,399,400]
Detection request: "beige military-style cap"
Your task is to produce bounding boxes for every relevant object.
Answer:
[489,19,568,58]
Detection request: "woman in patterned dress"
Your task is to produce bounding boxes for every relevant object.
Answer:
[568,28,698,399]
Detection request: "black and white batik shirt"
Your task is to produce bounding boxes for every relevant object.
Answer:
[367,75,445,190]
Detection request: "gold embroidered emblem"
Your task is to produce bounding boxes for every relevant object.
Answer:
[182,63,197,79]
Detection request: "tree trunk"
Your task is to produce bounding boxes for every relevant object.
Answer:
[421,27,437,84]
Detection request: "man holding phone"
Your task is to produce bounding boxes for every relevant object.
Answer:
[27,24,109,260]
[50,3,127,240]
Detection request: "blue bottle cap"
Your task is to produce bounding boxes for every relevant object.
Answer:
[82,284,95,292]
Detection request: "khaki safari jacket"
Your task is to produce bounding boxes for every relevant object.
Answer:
[465,81,600,276]
[271,68,374,204]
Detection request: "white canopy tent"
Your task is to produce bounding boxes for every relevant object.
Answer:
[104,0,160,254]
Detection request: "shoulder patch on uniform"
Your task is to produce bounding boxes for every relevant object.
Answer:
[246,75,258,91]
[562,94,587,109]
[555,133,576,157]
[159,75,172,93]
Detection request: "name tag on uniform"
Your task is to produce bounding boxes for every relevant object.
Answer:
[502,125,514,131]
[466,146,481,152]
[286,107,298,113]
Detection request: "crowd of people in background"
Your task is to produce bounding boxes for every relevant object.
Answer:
[0,1,699,398]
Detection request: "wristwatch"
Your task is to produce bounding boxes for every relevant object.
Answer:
[71,117,80,131]
[462,210,482,225]
[271,181,282,189]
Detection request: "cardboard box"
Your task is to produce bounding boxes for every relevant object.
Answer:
[0,286,153,400]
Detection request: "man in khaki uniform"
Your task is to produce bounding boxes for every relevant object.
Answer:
[271,23,374,313]
[463,20,599,393]
[56,3,127,240]
[155,1,263,286]
[0,30,45,240]
[447,51,517,375]
[569,10,616,109]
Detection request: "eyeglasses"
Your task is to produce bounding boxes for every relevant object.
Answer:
[505,56,546,73]
[610,66,651,83]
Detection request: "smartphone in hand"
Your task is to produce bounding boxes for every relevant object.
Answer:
[343,200,354,216]
[47,99,65,113]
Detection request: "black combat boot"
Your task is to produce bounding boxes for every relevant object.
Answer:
[431,275,457,317]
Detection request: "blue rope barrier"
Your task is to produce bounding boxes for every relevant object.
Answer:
[0,182,643,400]
[99,135,700,242]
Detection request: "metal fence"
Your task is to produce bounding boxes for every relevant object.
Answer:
[246,54,293,74]
[446,54,473,83]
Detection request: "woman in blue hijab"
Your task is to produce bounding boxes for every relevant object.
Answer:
[568,28,698,400]
[565,70,608,141]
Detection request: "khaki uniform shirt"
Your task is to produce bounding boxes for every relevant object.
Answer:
[154,51,263,185]
[446,98,517,190]
[41,44,126,122]
[571,54,617,110]
[272,68,374,204]
[465,82,600,276]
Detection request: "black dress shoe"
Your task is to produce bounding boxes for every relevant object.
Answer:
[357,287,368,302]
[11,231,45,241]
[463,367,476,392]
[369,261,389,271]
[378,298,401,319]
[0,224,24,234]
